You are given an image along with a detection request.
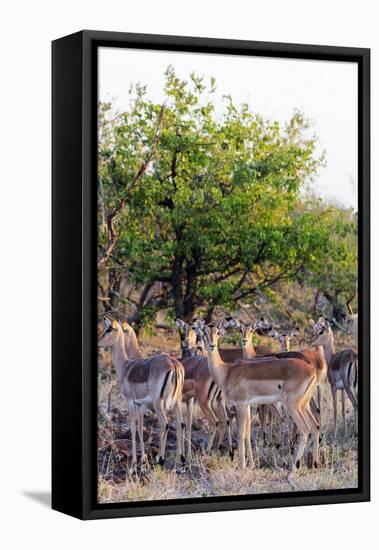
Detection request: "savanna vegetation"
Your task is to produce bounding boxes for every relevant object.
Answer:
[97,68,358,502]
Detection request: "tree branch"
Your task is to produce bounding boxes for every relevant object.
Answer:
[97,104,166,269]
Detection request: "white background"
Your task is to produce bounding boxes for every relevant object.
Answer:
[0,1,376,548]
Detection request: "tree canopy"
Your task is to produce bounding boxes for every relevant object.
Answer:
[97,67,358,329]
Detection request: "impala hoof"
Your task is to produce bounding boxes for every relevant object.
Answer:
[180,454,186,465]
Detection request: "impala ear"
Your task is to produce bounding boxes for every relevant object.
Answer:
[193,318,205,329]
[225,317,239,328]
[175,318,186,328]
[194,325,204,337]
[111,319,119,330]
[218,318,229,330]
[104,316,111,328]
[270,328,279,339]
[121,320,130,333]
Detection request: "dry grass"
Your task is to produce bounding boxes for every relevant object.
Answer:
[97,371,358,504]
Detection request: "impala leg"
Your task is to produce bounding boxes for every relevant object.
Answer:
[211,393,223,449]
[226,417,233,459]
[354,403,358,434]
[175,402,186,464]
[218,400,233,458]
[185,398,194,461]
[155,405,169,467]
[344,385,358,433]
[217,422,225,449]
[317,385,322,428]
[287,401,310,473]
[207,389,220,452]
[270,403,284,446]
[235,404,248,468]
[136,405,147,472]
[331,385,338,440]
[245,405,254,467]
[268,409,273,443]
[129,404,138,475]
[290,420,298,448]
[310,397,321,428]
[303,402,320,469]
[341,390,347,436]
[199,402,218,453]
[258,405,267,443]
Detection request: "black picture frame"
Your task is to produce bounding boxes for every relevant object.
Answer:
[52,30,370,520]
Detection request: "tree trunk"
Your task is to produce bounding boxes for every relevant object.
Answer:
[323,290,345,324]
[172,255,185,320]
[183,263,197,321]
[108,268,121,310]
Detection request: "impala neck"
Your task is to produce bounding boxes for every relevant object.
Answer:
[111,329,129,381]
[322,330,335,365]
[205,346,228,388]
[314,344,328,381]
[243,338,256,360]
[125,326,143,359]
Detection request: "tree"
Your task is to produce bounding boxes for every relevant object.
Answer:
[97,67,357,332]
[307,206,358,321]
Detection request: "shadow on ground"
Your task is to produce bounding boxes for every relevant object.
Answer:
[22,491,51,508]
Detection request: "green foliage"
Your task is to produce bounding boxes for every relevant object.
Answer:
[98,67,357,323]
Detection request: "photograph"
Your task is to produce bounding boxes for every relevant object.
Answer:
[96,45,359,505]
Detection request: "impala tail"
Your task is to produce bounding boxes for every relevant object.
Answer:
[161,359,184,410]
[348,358,358,391]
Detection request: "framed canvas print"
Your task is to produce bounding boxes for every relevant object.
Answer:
[52,30,370,520]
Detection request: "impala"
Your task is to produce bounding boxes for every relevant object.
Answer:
[264,325,327,424]
[175,319,232,459]
[98,318,185,474]
[270,328,299,352]
[312,318,358,437]
[224,317,282,443]
[175,318,205,357]
[195,320,320,471]
[342,312,358,349]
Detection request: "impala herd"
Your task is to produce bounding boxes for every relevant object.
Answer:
[98,314,358,477]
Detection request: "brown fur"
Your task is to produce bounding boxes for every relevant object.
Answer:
[330,349,356,370]
[127,359,151,383]
[180,355,232,456]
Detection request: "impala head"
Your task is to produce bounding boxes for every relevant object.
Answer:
[195,320,226,352]
[239,323,256,348]
[176,318,202,356]
[223,317,240,330]
[98,317,121,347]
[311,317,333,347]
[255,317,273,335]
[270,327,299,351]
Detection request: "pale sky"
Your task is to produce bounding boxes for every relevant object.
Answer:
[99,47,358,210]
